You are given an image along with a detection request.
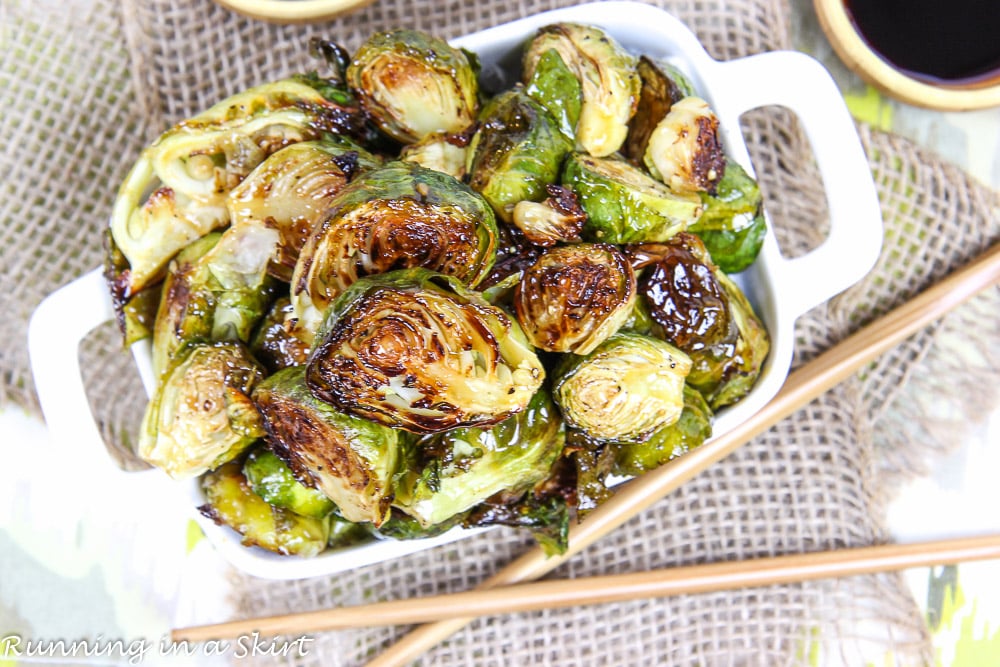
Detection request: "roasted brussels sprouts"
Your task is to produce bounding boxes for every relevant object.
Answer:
[253,366,402,526]
[375,508,468,540]
[151,231,278,378]
[138,343,265,479]
[243,447,336,519]
[553,331,692,441]
[464,490,571,556]
[290,161,498,340]
[104,231,160,346]
[522,23,640,157]
[625,56,695,162]
[327,514,375,548]
[250,298,310,374]
[109,76,367,294]
[613,385,712,475]
[524,47,582,142]
[400,132,469,179]
[199,461,331,557]
[688,160,765,273]
[307,269,545,433]
[644,96,726,195]
[347,29,479,144]
[511,184,586,247]
[466,89,572,222]
[514,244,636,354]
[227,139,381,282]
[393,389,565,526]
[562,152,703,244]
[631,233,769,409]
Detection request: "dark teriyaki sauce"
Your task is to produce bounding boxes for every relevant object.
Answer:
[844,0,1000,86]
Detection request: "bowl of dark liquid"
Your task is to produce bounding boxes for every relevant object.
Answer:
[815,0,1000,110]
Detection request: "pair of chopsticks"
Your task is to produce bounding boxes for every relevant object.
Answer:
[173,243,1000,666]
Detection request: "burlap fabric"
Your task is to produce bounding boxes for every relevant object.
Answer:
[3,0,998,664]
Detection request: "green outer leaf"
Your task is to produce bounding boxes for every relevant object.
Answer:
[613,385,713,475]
[243,448,336,519]
[394,389,565,526]
[695,214,767,274]
[466,89,572,222]
[525,48,582,143]
[562,152,702,244]
[690,160,762,232]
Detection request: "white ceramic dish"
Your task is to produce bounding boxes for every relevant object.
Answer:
[29,2,882,579]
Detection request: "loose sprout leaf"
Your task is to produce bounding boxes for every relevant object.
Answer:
[243,447,337,519]
[525,48,583,143]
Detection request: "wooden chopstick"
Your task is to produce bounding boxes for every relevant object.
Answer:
[175,534,1000,638]
[170,243,1000,657]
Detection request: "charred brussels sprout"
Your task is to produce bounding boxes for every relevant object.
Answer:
[625,56,695,162]
[393,389,565,526]
[632,233,769,409]
[139,343,265,479]
[104,231,160,346]
[466,89,572,222]
[151,231,278,378]
[375,508,468,540]
[200,461,331,557]
[290,161,498,340]
[644,96,726,195]
[614,385,712,475]
[511,184,586,247]
[243,447,336,519]
[689,160,766,273]
[347,29,479,144]
[515,244,636,354]
[253,366,402,526]
[562,152,702,244]
[307,268,545,433]
[227,140,381,282]
[523,23,640,157]
[400,132,469,180]
[553,332,692,442]
[109,76,367,295]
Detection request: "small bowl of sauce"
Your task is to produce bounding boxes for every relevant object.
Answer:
[814,0,1000,110]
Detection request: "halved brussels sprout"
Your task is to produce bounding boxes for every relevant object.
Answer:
[522,23,640,157]
[347,29,479,144]
[625,56,695,162]
[393,389,565,526]
[227,139,381,282]
[138,343,265,479]
[151,231,279,378]
[327,514,375,548]
[525,47,582,142]
[631,233,770,409]
[250,298,310,374]
[290,161,498,340]
[199,461,331,557]
[307,268,545,433]
[613,385,713,475]
[562,152,703,243]
[466,89,572,222]
[109,76,367,294]
[553,331,692,442]
[253,366,402,526]
[644,96,726,195]
[511,184,586,247]
[514,244,636,354]
[243,447,336,519]
[400,132,469,180]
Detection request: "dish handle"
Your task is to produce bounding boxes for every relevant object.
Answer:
[28,267,156,480]
[709,50,883,317]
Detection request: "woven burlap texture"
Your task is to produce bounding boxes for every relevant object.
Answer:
[3,0,998,664]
